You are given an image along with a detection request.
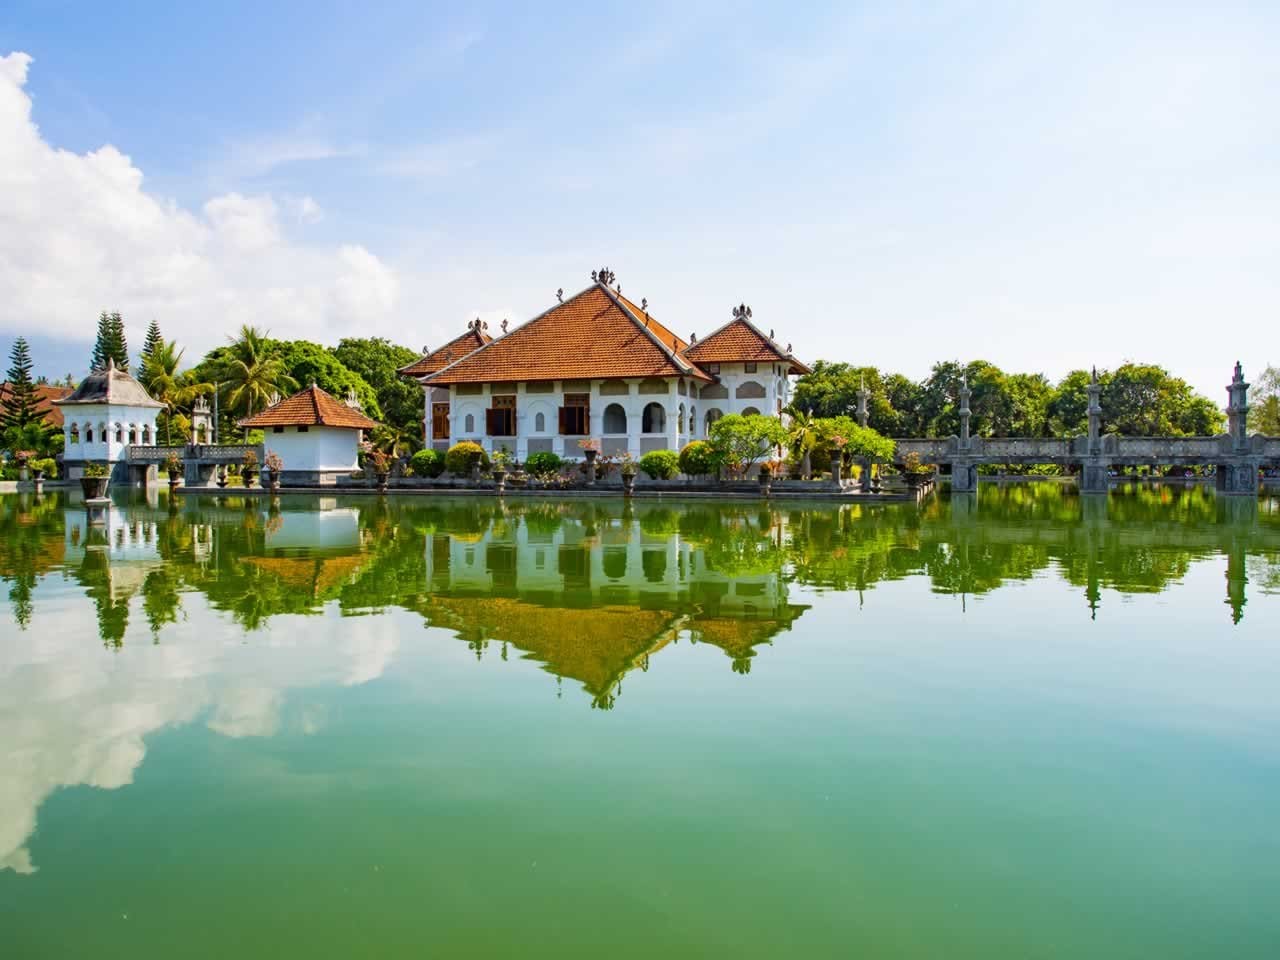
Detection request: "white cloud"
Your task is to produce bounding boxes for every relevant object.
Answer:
[0,52,401,360]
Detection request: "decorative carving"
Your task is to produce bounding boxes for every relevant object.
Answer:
[592,267,616,286]
[501,318,509,333]
[785,343,792,354]
[422,345,430,355]
[732,303,752,321]
[769,328,775,340]
[690,332,697,343]
[556,288,564,302]
[641,297,648,311]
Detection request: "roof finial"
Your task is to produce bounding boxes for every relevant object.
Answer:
[769,328,775,340]
[786,343,792,355]
[641,297,648,311]
[593,266,615,286]
[690,332,697,343]
[501,318,509,333]
[556,288,564,302]
[1091,365,1098,384]
[732,303,752,321]
[106,356,115,371]
[422,344,430,355]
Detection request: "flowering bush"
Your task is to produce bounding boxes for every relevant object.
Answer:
[639,449,680,480]
[445,441,489,475]
[265,451,284,473]
[678,440,718,477]
[409,448,445,478]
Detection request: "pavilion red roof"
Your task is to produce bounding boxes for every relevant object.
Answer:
[238,384,378,430]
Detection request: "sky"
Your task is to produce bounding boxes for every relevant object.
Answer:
[0,1,1276,402]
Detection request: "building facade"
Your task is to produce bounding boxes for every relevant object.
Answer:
[54,359,164,482]
[240,384,379,486]
[400,273,809,460]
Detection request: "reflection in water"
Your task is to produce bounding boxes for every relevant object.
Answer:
[1,485,1279,881]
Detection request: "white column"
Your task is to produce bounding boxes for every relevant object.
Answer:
[666,382,680,452]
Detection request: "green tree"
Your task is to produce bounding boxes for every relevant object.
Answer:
[785,410,822,478]
[707,414,787,475]
[1047,370,1092,436]
[139,340,214,445]
[331,337,421,433]
[2,338,42,431]
[140,319,163,369]
[218,326,299,423]
[272,341,381,420]
[1249,365,1280,436]
[91,312,130,371]
[1101,364,1223,436]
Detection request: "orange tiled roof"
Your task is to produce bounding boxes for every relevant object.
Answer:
[0,383,73,427]
[397,327,493,378]
[423,283,710,385]
[684,315,811,375]
[238,384,379,429]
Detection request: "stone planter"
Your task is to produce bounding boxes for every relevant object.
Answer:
[758,471,773,497]
[830,455,843,488]
[470,463,482,484]
[80,476,109,499]
[622,473,636,496]
[584,449,598,485]
[242,472,255,488]
[493,468,507,493]
[375,472,390,494]
[268,470,281,492]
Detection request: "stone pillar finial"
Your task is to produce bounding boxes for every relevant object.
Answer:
[957,376,972,448]
[1226,361,1249,452]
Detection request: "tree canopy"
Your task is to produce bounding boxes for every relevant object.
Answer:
[1250,365,1280,436]
[90,312,129,371]
[331,337,420,433]
[708,413,787,473]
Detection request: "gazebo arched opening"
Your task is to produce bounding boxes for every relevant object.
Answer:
[603,403,627,434]
[705,408,724,433]
[741,406,762,417]
[642,402,666,434]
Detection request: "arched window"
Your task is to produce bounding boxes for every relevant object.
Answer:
[128,425,138,444]
[141,425,151,444]
[677,403,685,433]
[735,380,767,399]
[464,414,475,433]
[603,403,627,434]
[690,407,697,436]
[741,406,762,417]
[115,423,123,443]
[642,402,666,434]
[85,425,94,444]
[69,423,80,444]
[705,408,724,433]
[534,412,546,432]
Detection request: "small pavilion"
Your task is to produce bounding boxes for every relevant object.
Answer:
[54,359,164,485]
[239,384,379,486]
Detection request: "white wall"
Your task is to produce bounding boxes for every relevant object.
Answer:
[263,426,361,473]
[61,402,161,465]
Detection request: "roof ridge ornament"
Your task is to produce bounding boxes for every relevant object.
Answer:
[501,318,509,334]
[732,303,752,321]
[556,288,564,302]
[591,267,616,287]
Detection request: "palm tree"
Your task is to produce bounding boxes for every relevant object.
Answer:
[786,410,821,479]
[220,326,297,424]
[140,341,213,445]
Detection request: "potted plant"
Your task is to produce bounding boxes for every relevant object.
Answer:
[578,438,600,484]
[619,453,638,496]
[241,449,259,487]
[758,461,774,496]
[80,461,110,499]
[265,451,283,491]
[163,451,183,492]
[367,448,391,493]
[492,447,512,493]
[900,451,930,488]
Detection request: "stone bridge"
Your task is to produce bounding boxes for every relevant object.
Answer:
[873,364,1279,495]
[126,443,264,487]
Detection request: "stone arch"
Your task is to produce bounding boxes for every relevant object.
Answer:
[642,402,666,434]
[534,411,546,432]
[705,408,724,432]
[741,406,762,417]
[603,403,627,434]
[735,380,767,399]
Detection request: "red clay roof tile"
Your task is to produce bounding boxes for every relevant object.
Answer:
[238,384,379,430]
[684,316,811,374]
[397,327,493,378]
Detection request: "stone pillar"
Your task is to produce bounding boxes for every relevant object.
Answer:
[1086,368,1102,455]
[666,389,680,454]
[1227,361,1249,453]
[958,377,972,450]
[856,379,872,492]
[1080,367,1109,493]
[950,460,977,492]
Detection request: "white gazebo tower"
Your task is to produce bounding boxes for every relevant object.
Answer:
[54,359,165,484]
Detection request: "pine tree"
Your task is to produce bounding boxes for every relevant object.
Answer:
[108,313,129,371]
[91,311,113,370]
[141,319,163,368]
[1,337,41,431]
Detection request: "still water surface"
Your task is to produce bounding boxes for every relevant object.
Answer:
[2,485,1279,958]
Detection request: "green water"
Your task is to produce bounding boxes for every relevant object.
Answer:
[2,484,1279,959]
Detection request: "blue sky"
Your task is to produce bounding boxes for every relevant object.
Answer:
[1,1,1276,401]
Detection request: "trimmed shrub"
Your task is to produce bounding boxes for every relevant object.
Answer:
[678,440,717,477]
[445,441,489,475]
[30,457,58,478]
[409,448,446,478]
[639,449,680,480]
[524,451,564,477]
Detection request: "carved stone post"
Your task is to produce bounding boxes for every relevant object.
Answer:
[856,377,871,492]
[1227,361,1249,453]
[1080,367,1109,494]
[958,376,972,450]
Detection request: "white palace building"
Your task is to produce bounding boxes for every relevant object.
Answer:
[398,269,810,460]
